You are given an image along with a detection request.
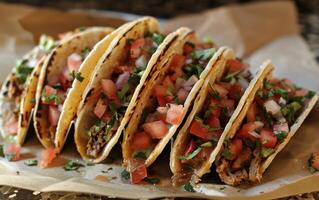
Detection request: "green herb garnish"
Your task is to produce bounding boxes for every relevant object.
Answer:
[82,47,90,55]
[191,48,216,60]
[39,35,56,53]
[152,33,165,46]
[121,169,130,180]
[24,159,38,166]
[179,147,202,160]
[184,182,195,192]
[261,148,274,158]
[15,59,33,84]
[70,70,84,82]
[63,160,85,171]
[307,90,316,98]
[42,93,61,105]
[133,149,151,159]
[117,83,130,101]
[275,131,288,141]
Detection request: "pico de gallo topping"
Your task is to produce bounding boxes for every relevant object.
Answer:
[177,59,251,178]
[128,38,218,184]
[217,78,316,185]
[40,47,89,140]
[87,32,166,160]
[1,35,57,138]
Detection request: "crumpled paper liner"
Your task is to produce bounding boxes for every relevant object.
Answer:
[0,1,319,199]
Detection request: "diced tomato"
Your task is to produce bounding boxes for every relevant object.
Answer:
[156,107,168,121]
[131,132,152,150]
[211,107,221,118]
[67,53,82,72]
[207,115,220,129]
[39,148,57,168]
[48,106,61,127]
[295,89,307,97]
[169,54,185,70]
[130,38,145,58]
[238,121,264,140]
[227,59,244,73]
[181,140,197,164]
[4,143,21,161]
[228,139,243,160]
[189,119,209,140]
[143,120,168,139]
[128,159,148,184]
[247,102,258,122]
[210,99,220,107]
[163,76,174,88]
[212,84,228,97]
[156,96,167,106]
[44,85,57,95]
[154,85,167,97]
[260,129,277,148]
[311,152,319,170]
[4,115,18,135]
[177,88,189,103]
[94,98,107,118]
[101,79,117,100]
[113,65,132,73]
[59,69,72,90]
[228,83,243,100]
[220,99,235,111]
[166,104,183,125]
[183,43,194,55]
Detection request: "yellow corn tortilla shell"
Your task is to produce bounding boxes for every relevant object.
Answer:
[0,46,48,143]
[170,51,275,185]
[74,17,181,163]
[216,61,318,184]
[122,32,226,168]
[33,27,113,149]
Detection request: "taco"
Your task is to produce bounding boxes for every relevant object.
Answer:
[121,29,226,184]
[33,27,113,150]
[169,48,271,185]
[74,17,181,164]
[215,61,318,186]
[0,35,57,145]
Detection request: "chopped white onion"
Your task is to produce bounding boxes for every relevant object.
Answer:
[238,76,249,89]
[264,99,281,116]
[183,75,198,89]
[135,55,147,69]
[248,131,260,139]
[253,121,264,131]
[279,97,287,105]
[186,59,192,64]
[273,123,289,133]
[156,106,168,114]
[116,71,130,89]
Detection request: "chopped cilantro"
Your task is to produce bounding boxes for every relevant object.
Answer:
[78,27,86,31]
[260,148,274,158]
[42,93,61,105]
[52,84,63,90]
[243,138,255,148]
[184,182,195,192]
[152,33,165,46]
[307,90,316,98]
[133,149,151,159]
[24,159,38,166]
[222,146,232,160]
[203,36,214,45]
[121,169,130,180]
[86,162,95,166]
[63,160,84,171]
[146,47,157,54]
[275,131,288,141]
[70,70,84,82]
[39,35,56,53]
[126,38,134,44]
[191,48,216,60]
[274,88,288,99]
[15,59,33,84]
[117,83,130,101]
[82,47,90,55]
[184,64,203,78]
[109,102,117,114]
[144,177,160,184]
[179,147,202,160]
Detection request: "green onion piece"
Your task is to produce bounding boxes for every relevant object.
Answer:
[179,147,202,160]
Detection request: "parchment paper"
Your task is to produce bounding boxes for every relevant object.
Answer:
[0,1,318,199]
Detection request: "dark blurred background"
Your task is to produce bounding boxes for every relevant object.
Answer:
[1,0,319,62]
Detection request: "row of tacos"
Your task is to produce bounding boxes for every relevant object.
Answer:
[0,17,317,186]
